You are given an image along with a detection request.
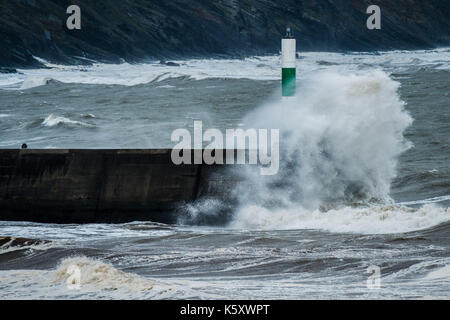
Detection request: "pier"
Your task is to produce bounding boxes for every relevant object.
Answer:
[0,149,240,223]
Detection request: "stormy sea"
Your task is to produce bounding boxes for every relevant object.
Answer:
[0,49,449,299]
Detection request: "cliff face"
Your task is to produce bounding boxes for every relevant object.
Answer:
[1,0,449,68]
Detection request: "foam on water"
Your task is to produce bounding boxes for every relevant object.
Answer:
[42,114,93,127]
[425,265,450,281]
[0,256,188,299]
[0,48,448,90]
[229,204,450,234]
[0,256,201,299]
[53,256,156,291]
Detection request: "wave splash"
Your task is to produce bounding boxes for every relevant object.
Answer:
[241,70,412,205]
[188,69,449,233]
[0,256,200,299]
[53,256,156,292]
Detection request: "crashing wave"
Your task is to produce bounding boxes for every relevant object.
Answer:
[42,114,94,127]
[183,69,449,234]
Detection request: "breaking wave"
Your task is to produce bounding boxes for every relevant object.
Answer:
[229,204,450,234]
[1,48,447,90]
[425,264,450,281]
[42,114,94,127]
[53,256,156,292]
[20,77,54,90]
[186,69,450,234]
[0,256,207,299]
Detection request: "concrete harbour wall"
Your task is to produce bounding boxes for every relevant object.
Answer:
[0,149,240,224]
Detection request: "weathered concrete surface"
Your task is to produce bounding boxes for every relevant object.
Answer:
[0,149,237,224]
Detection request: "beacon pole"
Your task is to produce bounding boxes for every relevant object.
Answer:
[281,27,296,97]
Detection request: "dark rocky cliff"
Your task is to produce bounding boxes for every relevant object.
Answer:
[1,0,449,68]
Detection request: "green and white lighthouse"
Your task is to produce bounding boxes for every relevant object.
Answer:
[281,28,296,97]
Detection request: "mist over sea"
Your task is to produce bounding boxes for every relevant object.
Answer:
[0,48,449,299]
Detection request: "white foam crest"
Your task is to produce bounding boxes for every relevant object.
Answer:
[0,237,54,255]
[0,256,202,299]
[53,256,156,292]
[20,77,53,89]
[42,114,93,127]
[0,73,24,88]
[425,265,450,281]
[229,204,450,234]
[13,59,277,88]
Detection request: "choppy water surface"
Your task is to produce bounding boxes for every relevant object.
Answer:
[0,49,449,299]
